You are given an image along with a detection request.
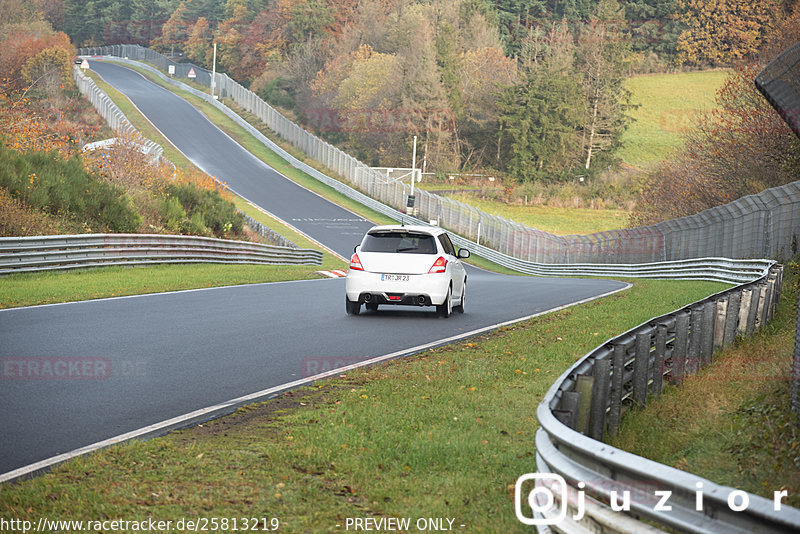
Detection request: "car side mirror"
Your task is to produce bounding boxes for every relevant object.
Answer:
[458,249,470,259]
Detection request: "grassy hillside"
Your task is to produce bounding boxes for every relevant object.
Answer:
[447,194,630,235]
[618,70,729,169]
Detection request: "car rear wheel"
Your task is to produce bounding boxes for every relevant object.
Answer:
[437,286,452,318]
[345,296,361,315]
[454,282,465,314]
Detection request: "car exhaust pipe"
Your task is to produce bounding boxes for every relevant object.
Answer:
[363,293,372,302]
[417,295,426,306]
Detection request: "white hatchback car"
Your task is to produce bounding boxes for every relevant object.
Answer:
[345,225,470,317]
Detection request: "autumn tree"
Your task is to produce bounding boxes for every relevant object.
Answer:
[151,0,191,54]
[0,0,41,29]
[213,0,248,77]
[0,22,74,89]
[21,46,72,94]
[676,0,779,65]
[458,46,516,167]
[185,16,213,65]
[32,0,65,30]
[281,0,333,46]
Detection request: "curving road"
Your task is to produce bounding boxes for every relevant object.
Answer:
[0,61,628,478]
[90,60,371,259]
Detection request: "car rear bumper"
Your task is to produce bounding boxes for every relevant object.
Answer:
[345,270,450,306]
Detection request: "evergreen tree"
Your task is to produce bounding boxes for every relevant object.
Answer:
[498,71,583,182]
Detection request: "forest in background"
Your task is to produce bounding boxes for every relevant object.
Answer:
[3,0,800,226]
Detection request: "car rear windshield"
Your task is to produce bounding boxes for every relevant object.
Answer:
[361,231,437,254]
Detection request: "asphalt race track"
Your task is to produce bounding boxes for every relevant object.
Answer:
[0,60,628,477]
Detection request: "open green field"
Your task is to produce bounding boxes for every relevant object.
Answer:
[448,194,630,235]
[618,70,729,169]
[0,279,730,532]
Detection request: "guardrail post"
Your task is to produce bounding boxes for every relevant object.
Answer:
[714,297,727,350]
[701,300,716,366]
[755,283,768,330]
[575,375,594,435]
[653,322,669,397]
[673,311,690,384]
[590,358,611,440]
[764,274,776,323]
[608,339,631,436]
[773,266,784,319]
[794,273,800,426]
[723,290,741,347]
[738,288,752,335]
[555,391,580,430]
[633,332,652,407]
[687,306,704,374]
[747,284,762,335]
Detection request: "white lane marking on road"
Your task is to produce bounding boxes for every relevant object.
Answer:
[0,282,631,483]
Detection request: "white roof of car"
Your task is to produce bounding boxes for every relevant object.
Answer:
[367,224,443,235]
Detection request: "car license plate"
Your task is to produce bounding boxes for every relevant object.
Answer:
[381,274,409,282]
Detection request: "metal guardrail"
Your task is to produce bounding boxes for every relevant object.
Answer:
[240,213,298,249]
[531,264,800,532]
[0,234,322,275]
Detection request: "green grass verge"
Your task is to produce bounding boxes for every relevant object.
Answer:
[609,266,800,507]
[0,263,333,309]
[0,279,727,531]
[618,70,729,169]
[447,194,630,235]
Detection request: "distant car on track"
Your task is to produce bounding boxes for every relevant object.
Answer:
[345,225,469,317]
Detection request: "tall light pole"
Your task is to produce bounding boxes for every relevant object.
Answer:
[211,42,217,99]
[411,135,417,197]
[406,135,417,216]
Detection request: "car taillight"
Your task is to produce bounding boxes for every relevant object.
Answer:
[349,253,364,271]
[428,256,448,274]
